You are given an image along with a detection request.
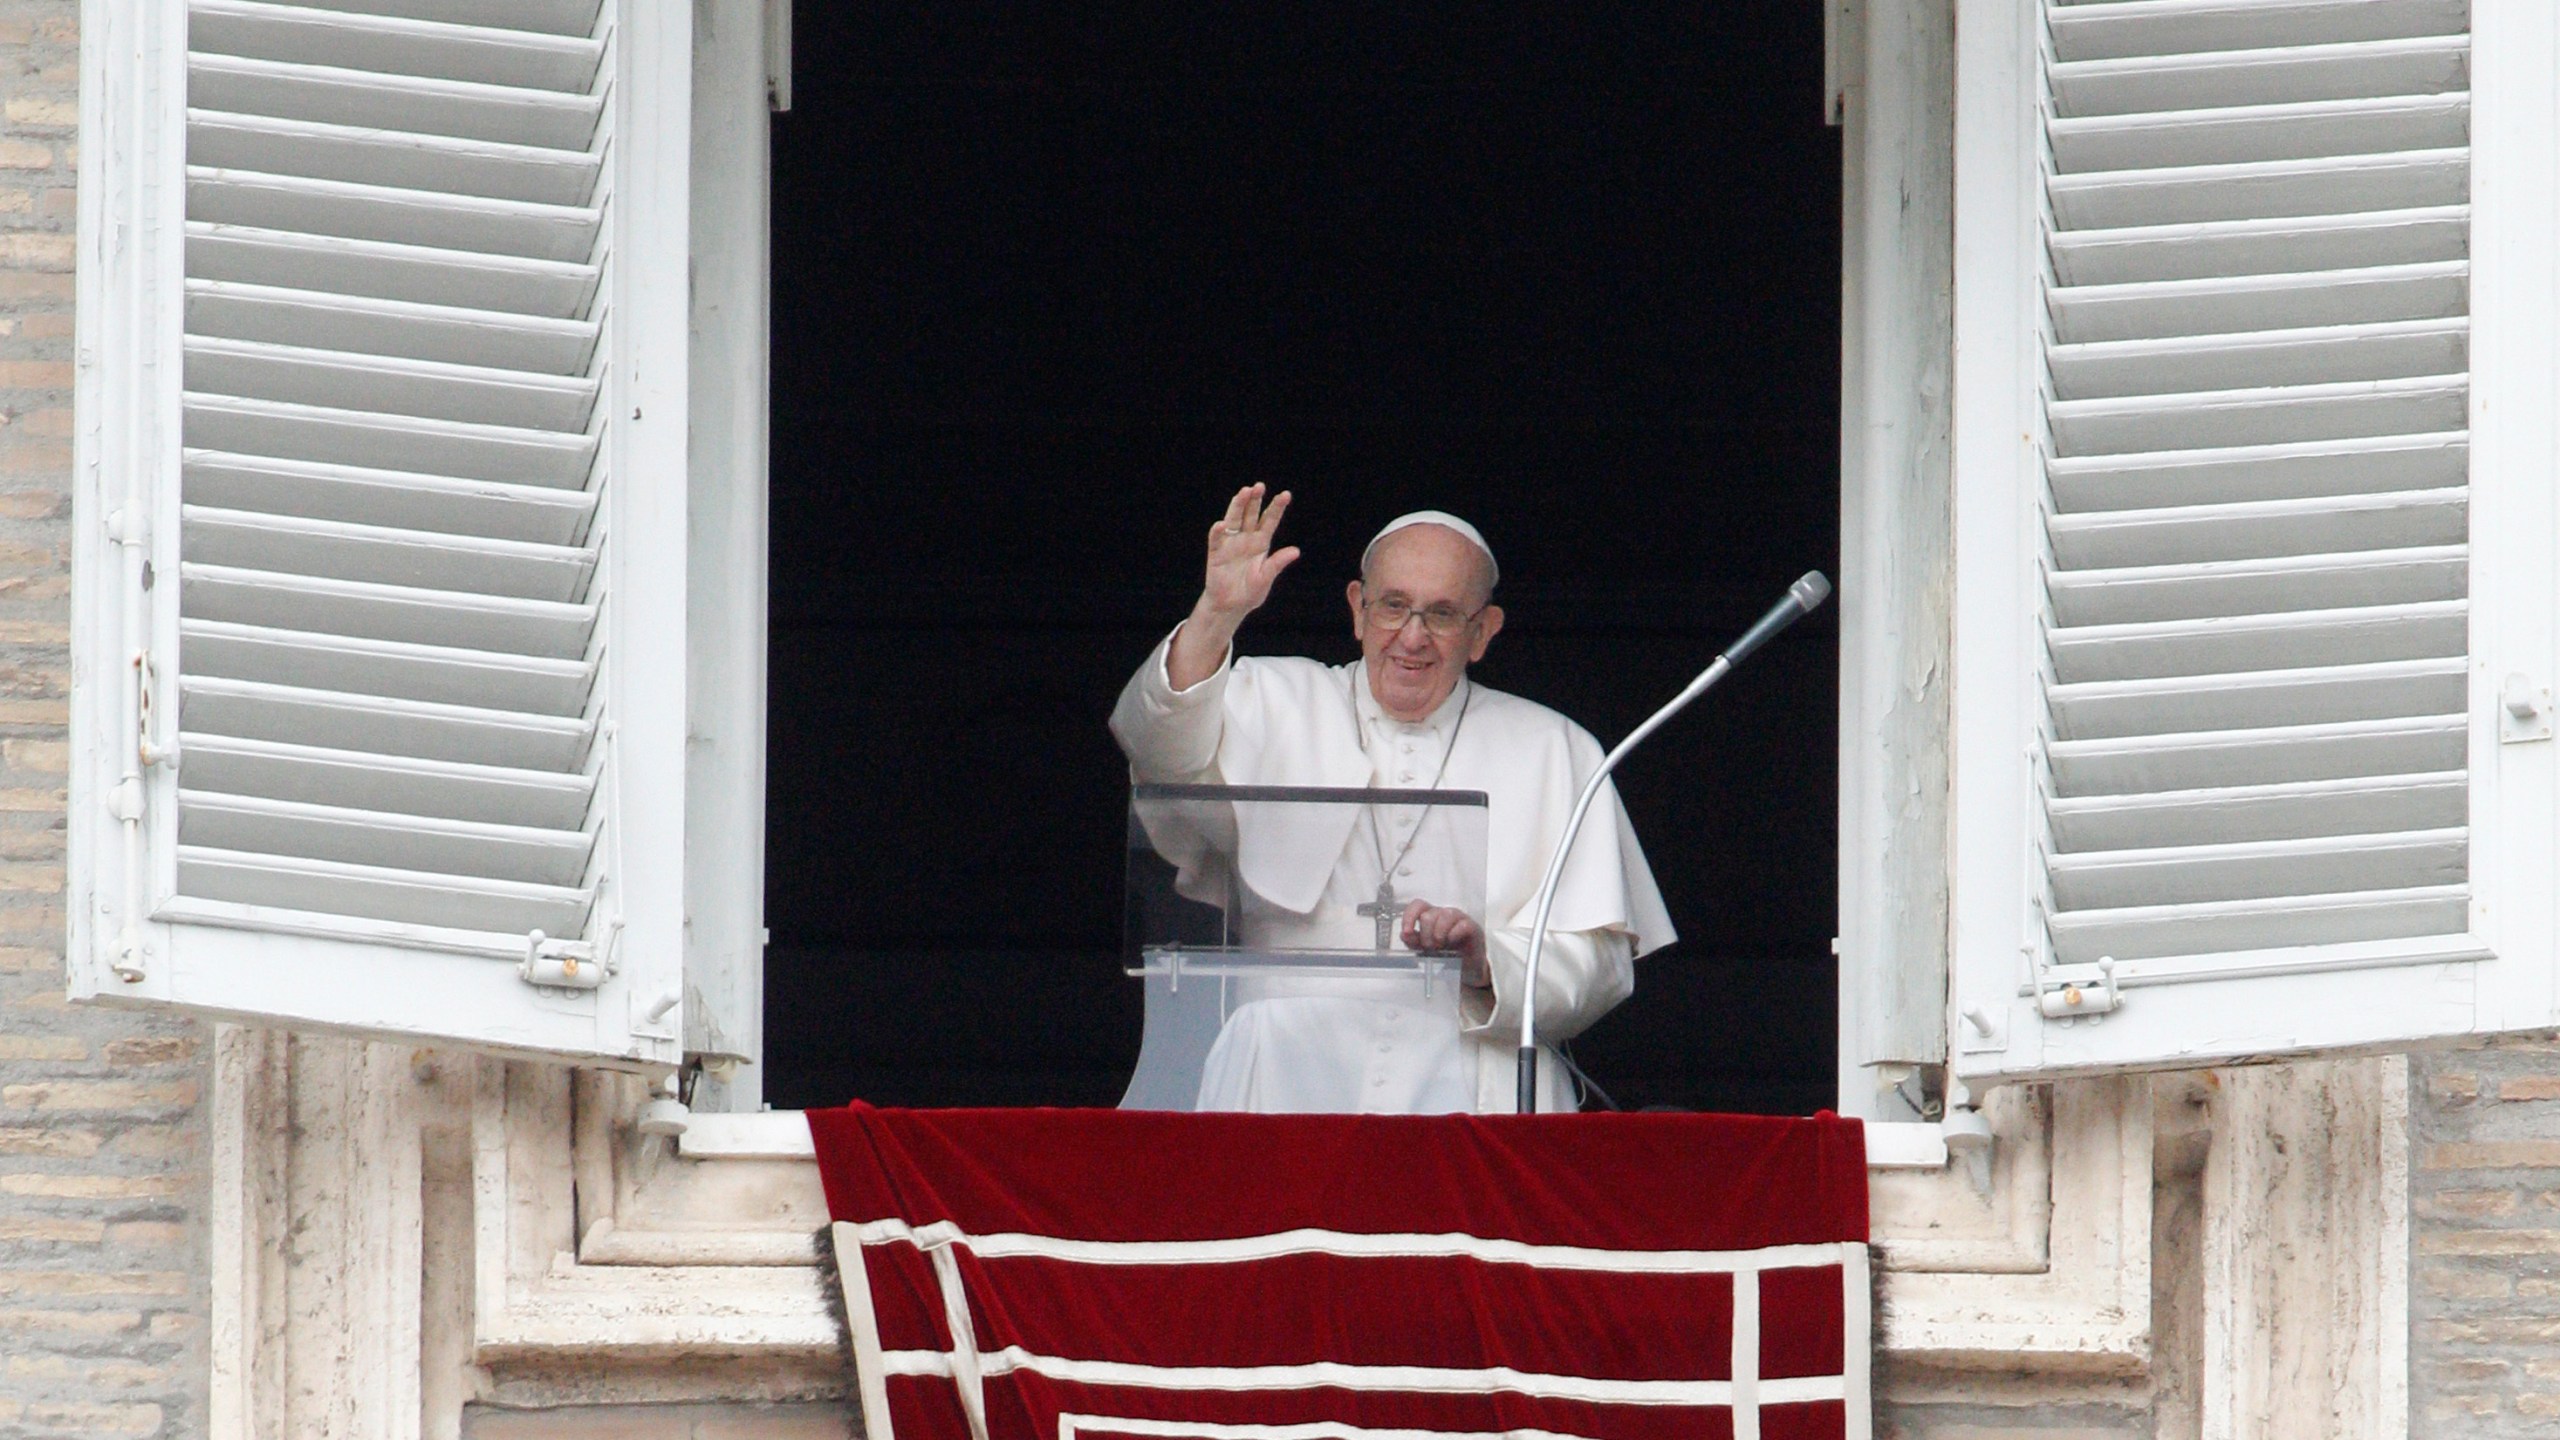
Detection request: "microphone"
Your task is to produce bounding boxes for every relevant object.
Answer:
[1514,570,1834,1114]
[1721,571,1834,666]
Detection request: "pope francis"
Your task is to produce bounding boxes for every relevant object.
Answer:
[1110,484,1676,1114]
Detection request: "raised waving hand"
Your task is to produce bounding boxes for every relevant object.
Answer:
[1169,485,1299,688]
[1201,484,1300,616]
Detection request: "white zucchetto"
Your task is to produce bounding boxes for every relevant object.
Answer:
[1360,511,1498,589]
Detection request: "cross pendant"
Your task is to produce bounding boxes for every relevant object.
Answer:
[1356,880,1397,952]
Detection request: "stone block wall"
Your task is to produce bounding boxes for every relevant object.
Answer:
[2411,1043,2560,1435]
[0,2,213,1436]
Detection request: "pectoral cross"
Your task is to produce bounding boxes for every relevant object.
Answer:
[1356,880,1398,952]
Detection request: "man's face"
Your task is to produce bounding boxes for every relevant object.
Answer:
[1347,525,1505,723]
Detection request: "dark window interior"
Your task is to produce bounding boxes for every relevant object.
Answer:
[764,4,1843,1114]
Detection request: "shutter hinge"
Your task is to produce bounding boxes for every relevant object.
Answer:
[2036,956,2123,1020]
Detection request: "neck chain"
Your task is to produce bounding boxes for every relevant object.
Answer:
[1350,677,1473,949]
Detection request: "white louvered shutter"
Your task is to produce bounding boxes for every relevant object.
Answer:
[70,0,700,1065]
[1948,0,2560,1080]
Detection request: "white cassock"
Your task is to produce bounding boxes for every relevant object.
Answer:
[1110,631,1677,1114]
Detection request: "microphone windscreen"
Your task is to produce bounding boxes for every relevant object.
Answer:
[1720,570,1830,666]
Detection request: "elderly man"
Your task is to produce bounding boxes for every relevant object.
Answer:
[1111,484,1675,1113]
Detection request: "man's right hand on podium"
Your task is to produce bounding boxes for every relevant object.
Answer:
[1400,899,1491,990]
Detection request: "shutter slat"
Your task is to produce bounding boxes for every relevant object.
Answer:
[2049,431,2465,513]
[183,394,597,487]
[180,676,592,771]
[2046,886,2468,966]
[185,167,600,263]
[185,336,597,433]
[2050,93,2470,172]
[2051,260,2466,343]
[2049,317,2464,399]
[179,632,589,726]
[179,563,595,659]
[179,790,592,887]
[2052,148,2467,229]
[186,281,596,376]
[2048,545,2465,627]
[2047,374,2466,455]
[180,619,593,715]
[2047,600,2466,683]
[2050,826,2465,909]
[2050,487,2466,566]
[177,732,594,830]
[189,53,599,157]
[188,224,599,319]
[190,0,604,93]
[2048,713,2465,796]
[2050,657,2465,740]
[176,845,591,936]
[186,109,599,207]
[2049,771,2467,852]
[2049,0,2468,65]
[183,451,596,546]
[236,1,605,45]
[2051,206,2468,287]
[182,505,595,602]
[2050,35,2468,118]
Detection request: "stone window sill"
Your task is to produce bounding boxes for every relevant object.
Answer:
[624,1085,2154,1372]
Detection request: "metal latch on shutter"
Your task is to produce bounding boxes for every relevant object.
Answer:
[2503,673,2552,744]
[2035,956,2122,1020]
[519,926,613,990]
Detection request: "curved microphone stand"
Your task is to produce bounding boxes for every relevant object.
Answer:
[1515,571,1833,1114]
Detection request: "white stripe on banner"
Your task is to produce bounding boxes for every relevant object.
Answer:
[876,1345,1850,1409]
[1058,1412,1610,1440]
[1730,1268,1760,1440]
[834,1222,898,1440]
[929,1242,993,1440]
[1842,1244,1872,1440]
[852,1220,1859,1276]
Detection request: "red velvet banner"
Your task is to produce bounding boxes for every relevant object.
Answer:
[809,1105,1871,1440]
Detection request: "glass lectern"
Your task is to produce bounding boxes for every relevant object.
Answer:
[1120,782,1489,1110]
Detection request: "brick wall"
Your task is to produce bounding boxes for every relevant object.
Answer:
[2412,1044,2560,1435]
[0,3,213,1436]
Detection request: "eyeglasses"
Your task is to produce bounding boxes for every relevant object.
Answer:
[1364,595,1485,638]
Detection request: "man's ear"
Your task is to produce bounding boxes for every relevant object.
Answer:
[1468,604,1505,661]
[1346,580,1367,642]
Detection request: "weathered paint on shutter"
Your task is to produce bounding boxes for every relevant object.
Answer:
[71,0,693,1064]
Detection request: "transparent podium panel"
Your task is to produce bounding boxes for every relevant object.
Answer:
[1119,782,1489,1111]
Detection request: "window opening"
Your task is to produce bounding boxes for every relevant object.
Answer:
[764,5,1842,1112]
